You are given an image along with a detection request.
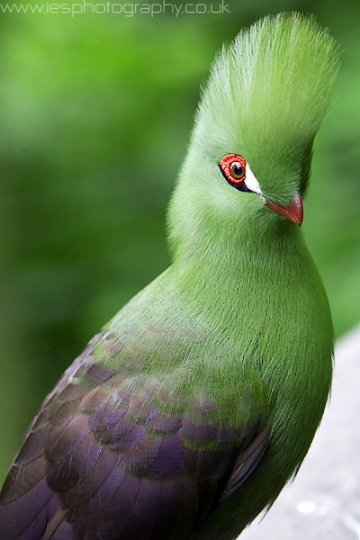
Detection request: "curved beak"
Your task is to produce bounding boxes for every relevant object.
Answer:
[265,191,303,226]
[244,165,303,226]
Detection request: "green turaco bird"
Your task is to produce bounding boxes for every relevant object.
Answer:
[0,12,339,540]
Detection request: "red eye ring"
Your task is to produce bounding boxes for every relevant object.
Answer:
[219,154,247,185]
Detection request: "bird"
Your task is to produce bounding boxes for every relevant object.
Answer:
[0,12,339,540]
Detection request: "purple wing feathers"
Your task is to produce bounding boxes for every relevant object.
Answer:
[0,336,269,540]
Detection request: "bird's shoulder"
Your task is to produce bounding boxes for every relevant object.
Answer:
[0,319,270,539]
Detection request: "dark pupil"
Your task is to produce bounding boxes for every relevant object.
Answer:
[231,163,243,177]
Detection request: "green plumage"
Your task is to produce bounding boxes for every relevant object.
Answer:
[0,12,339,540]
[186,12,339,204]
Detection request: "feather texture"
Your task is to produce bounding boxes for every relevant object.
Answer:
[0,329,268,540]
[192,12,339,201]
[0,12,338,540]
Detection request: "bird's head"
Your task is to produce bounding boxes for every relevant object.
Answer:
[168,13,339,256]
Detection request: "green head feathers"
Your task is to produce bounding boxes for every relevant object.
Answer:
[169,12,339,258]
[195,12,338,198]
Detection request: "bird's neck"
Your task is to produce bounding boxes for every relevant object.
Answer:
[169,218,307,338]
[173,216,303,282]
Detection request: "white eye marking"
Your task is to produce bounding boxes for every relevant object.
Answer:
[245,164,263,196]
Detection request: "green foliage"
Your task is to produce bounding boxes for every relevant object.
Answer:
[0,0,359,485]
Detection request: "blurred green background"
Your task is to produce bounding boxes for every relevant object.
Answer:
[0,0,359,483]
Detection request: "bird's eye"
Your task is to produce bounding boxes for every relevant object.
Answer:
[219,154,247,185]
[229,161,245,180]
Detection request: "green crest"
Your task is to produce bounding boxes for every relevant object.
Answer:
[193,12,339,201]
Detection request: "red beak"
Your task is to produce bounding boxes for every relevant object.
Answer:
[265,191,303,226]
